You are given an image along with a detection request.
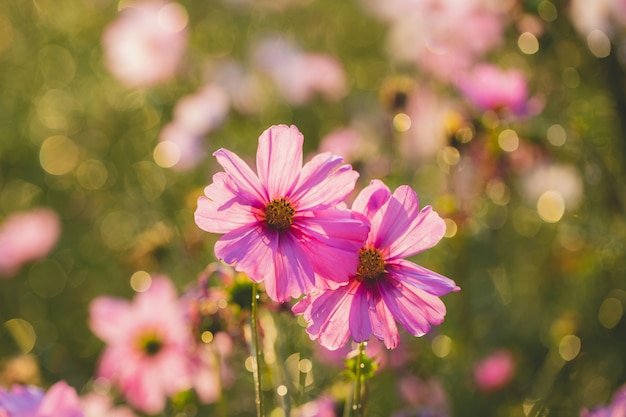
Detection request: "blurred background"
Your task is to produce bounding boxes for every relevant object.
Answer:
[1,0,626,416]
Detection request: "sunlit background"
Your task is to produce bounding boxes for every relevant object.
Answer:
[1,0,626,416]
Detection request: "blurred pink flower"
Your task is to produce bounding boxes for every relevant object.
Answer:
[366,0,506,81]
[520,162,584,210]
[253,37,347,105]
[580,385,626,417]
[473,350,516,393]
[569,0,626,37]
[294,395,337,417]
[401,87,463,162]
[195,124,369,302]
[294,180,459,350]
[89,277,194,414]
[102,1,188,88]
[190,333,235,404]
[0,381,83,417]
[0,208,61,277]
[173,85,230,135]
[456,64,530,116]
[395,375,450,416]
[81,392,137,417]
[157,84,230,170]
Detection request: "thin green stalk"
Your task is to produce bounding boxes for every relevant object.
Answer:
[348,341,366,417]
[251,283,265,417]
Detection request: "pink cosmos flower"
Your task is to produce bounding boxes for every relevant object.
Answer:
[456,64,530,116]
[0,381,83,417]
[194,124,369,303]
[157,84,230,170]
[473,349,516,393]
[365,0,506,82]
[293,180,459,350]
[0,208,61,277]
[89,277,194,414]
[81,392,137,417]
[395,375,450,417]
[253,37,347,105]
[580,385,626,417]
[102,1,188,88]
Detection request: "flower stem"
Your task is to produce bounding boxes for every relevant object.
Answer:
[251,283,265,417]
[350,341,366,417]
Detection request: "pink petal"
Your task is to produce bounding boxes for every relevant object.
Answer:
[214,226,277,284]
[291,153,359,211]
[349,283,372,343]
[378,277,447,338]
[267,232,316,302]
[214,148,267,202]
[386,259,459,296]
[369,185,421,250]
[351,179,392,221]
[89,297,132,342]
[123,363,168,415]
[386,206,446,260]
[305,282,358,350]
[37,381,83,417]
[294,209,369,288]
[135,276,178,307]
[195,172,261,234]
[256,125,303,199]
[367,284,400,349]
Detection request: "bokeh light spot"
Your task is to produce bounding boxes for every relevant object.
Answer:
[76,159,108,190]
[392,113,411,132]
[37,89,75,130]
[536,190,565,223]
[538,1,557,22]
[38,45,76,89]
[562,67,580,89]
[443,218,457,238]
[431,334,452,358]
[558,334,581,361]
[498,129,519,153]
[153,141,181,168]
[40,135,79,175]
[587,30,611,58]
[276,385,288,397]
[100,211,139,250]
[4,319,36,353]
[158,3,188,33]
[547,124,566,146]
[130,270,152,292]
[298,358,313,373]
[28,260,67,299]
[598,298,623,329]
[201,331,214,344]
[487,180,510,206]
[518,32,539,55]
[440,146,460,166]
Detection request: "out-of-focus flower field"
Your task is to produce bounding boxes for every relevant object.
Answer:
[1,0,626,416]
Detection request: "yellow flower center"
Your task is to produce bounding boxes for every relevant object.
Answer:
[264,198,295,231]
[357,248,385,280]
[137,332,163,356]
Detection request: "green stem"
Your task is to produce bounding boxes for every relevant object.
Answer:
[251,283,265,417]
[350,341,366,417]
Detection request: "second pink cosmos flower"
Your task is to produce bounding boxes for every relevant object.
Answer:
[294,180,460,350]
[194,124,369,303]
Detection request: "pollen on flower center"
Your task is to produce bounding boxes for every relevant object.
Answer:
[357,248,386,280]
[264,197,295,231]
[137,333,164,356]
